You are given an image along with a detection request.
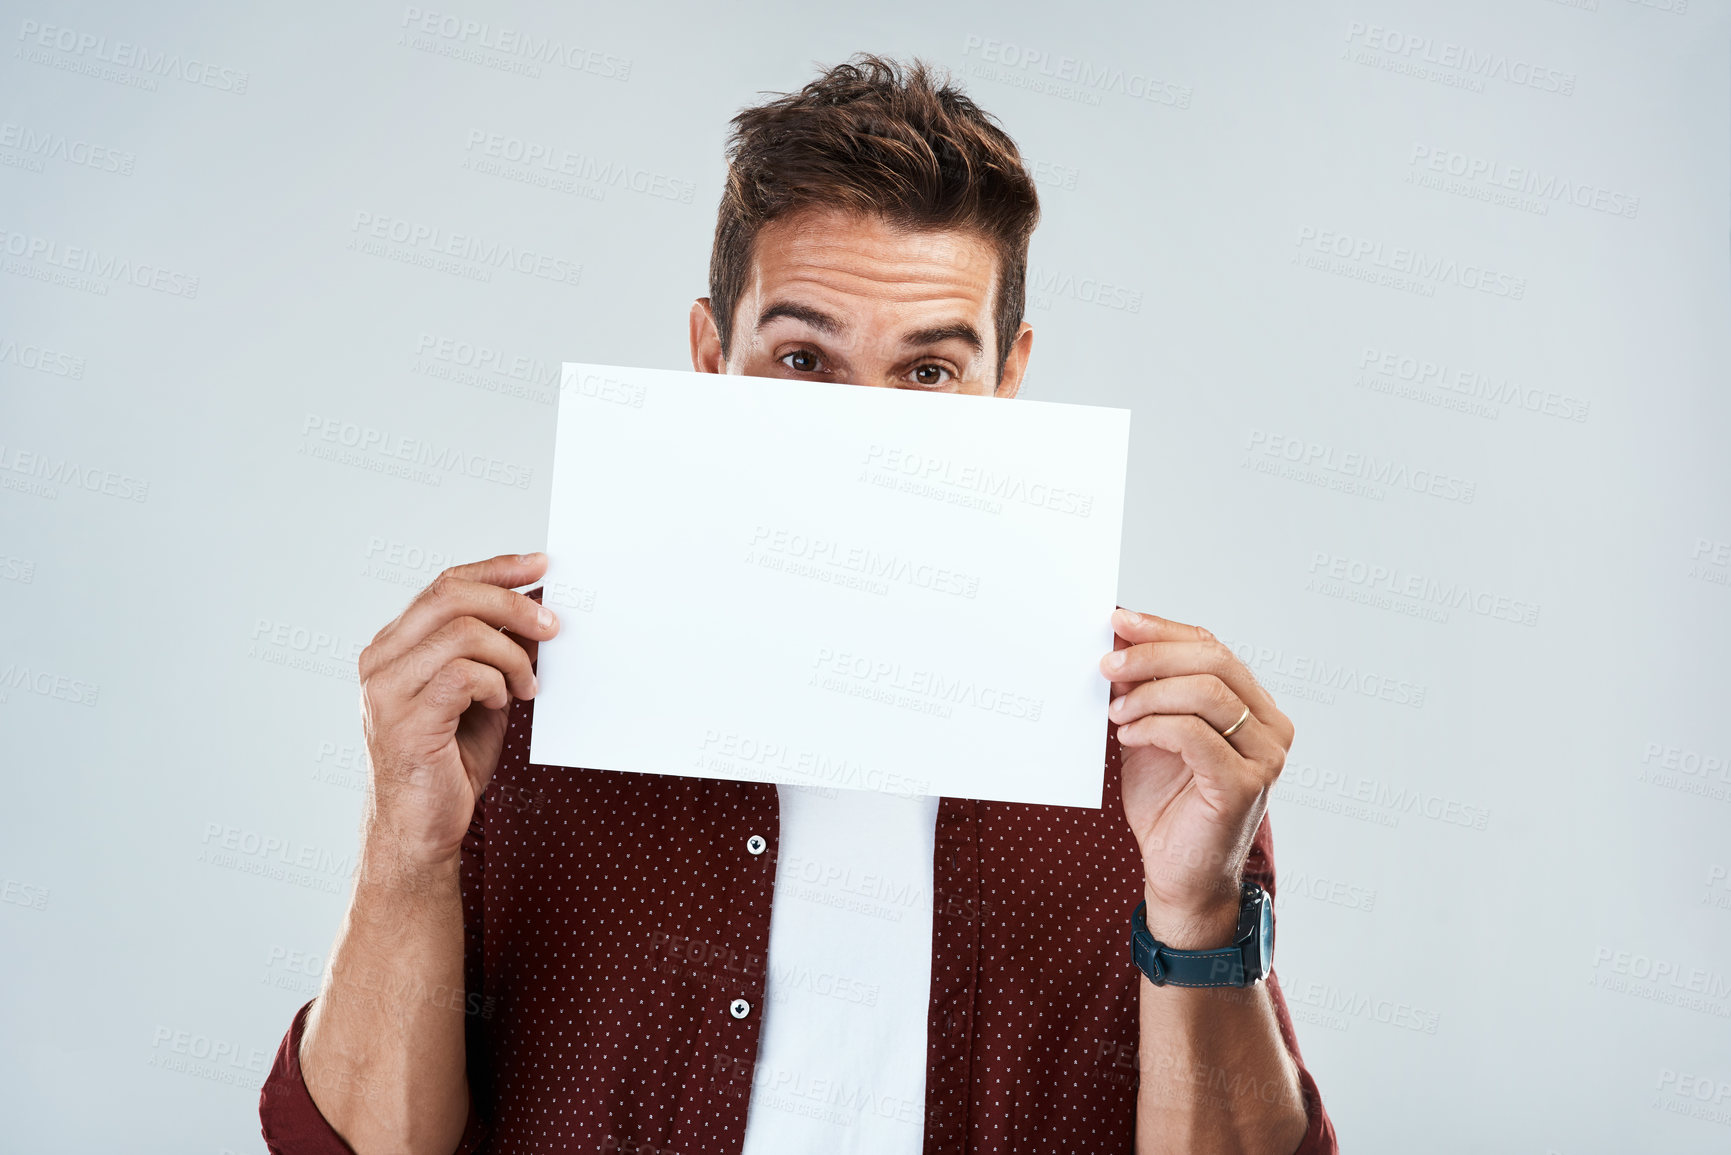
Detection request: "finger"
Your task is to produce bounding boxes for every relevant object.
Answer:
[501,632,540,675]
[1104,607,1209,700]
[381,616,540,702]
[1111,606,1212,646]
[443,550,548,589]
[366,554,557,674]
[1114,713,1264,807]
[1108,674,1282,763]
[1105,621,1144,699]
[414,658,511,723]
[1101,636,1289,744]
[499,585,546,672]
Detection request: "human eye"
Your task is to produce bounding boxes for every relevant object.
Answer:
[906,362,955,389]
[779,347,828,374]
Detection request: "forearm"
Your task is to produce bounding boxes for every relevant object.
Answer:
[1132,895,1308,1155]
[299,838,471,1155]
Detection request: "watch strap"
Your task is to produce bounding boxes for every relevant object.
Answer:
[1131,895,1255,988]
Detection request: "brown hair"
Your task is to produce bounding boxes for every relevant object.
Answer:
[708,53,1041,374]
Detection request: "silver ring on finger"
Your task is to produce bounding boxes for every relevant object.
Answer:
[1219,704,1251,739]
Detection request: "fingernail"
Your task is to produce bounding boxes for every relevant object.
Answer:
[537,607,555,629]
[529,673,540,696]
[1108,650,1126,668]
[1109,695,1125,713]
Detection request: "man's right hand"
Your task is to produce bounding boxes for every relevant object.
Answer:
[357,551,560,868]
[290,552,556,1151]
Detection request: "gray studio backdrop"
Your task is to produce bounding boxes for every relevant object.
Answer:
[3,0,1729,1150]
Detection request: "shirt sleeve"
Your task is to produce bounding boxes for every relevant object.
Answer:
[1243,812,1339,1155]
[257,806,491,1154]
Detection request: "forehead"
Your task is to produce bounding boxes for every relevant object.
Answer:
[745,207,998,317]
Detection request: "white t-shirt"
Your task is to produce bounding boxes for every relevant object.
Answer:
[739,782,940,1155]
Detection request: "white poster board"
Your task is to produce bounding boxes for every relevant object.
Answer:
[530,362,1130,807]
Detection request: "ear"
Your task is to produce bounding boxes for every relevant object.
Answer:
[993,321,1034,399]
[690,297,725,374]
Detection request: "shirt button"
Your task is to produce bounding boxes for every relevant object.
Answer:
[746,835,767,855]
[729,998,752,1019]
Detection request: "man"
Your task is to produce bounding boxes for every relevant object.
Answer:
[260,55,1337,1155]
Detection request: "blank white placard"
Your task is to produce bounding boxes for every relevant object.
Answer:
[530,362,1130,808]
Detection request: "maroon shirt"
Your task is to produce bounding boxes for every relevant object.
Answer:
[260,596,1337,1153]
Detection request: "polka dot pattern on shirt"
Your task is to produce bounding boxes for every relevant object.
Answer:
[260,584,1336,1153]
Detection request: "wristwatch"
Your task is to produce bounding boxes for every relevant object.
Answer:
[1131,881,1273,988]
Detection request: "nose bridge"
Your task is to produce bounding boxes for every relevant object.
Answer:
[855,302,928,388]
[832,325,897,388]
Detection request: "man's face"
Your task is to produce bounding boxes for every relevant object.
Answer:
[690,206,1033,397]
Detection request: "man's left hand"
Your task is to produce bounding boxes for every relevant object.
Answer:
[1100,607,1295,950]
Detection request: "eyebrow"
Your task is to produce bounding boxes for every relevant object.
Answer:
[755,301,843,335]
[901,323,983,354]
[755,301,985,355]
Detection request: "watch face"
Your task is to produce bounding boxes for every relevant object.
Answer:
[1257,896,1275,975]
